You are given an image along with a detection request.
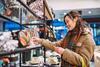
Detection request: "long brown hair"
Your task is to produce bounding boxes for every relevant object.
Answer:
[64,10,92,43]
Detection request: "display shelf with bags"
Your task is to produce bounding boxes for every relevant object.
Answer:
[0,15,43,67]
[0,0,55,67]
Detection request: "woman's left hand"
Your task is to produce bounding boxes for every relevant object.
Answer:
[55,47,64,55]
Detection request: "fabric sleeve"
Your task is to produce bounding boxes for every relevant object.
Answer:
[53,39,64,47]
[41,38,65,50]
[41,39,56,51]
[53,34,68,47]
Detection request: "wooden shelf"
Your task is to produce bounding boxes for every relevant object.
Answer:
[44,0,54,20]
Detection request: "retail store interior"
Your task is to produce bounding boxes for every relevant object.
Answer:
[0,0,100,67]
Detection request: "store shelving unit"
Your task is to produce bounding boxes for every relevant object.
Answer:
[0,46,42,67]
[0,0,54,67]
[0,13,43,67]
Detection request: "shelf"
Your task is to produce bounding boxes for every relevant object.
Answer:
[17,0,54,20]
[0,14,28,28]
[16,0,42,20]
[0,45,42,57]
[0,0,54,66]
[23,23,45,26]
[44,0,54,20]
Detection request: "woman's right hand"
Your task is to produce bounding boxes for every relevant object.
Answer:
[32,37,42,44]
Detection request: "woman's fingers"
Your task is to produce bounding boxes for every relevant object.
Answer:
[32,37,42,44]
[32,37,37,41]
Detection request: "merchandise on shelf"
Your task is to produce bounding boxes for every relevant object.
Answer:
[45,50,60,65]
[47,56,59,65]
[19,28,39,47]
[0,32,18,52]
[29,0,43,18]
[28,56,44,64]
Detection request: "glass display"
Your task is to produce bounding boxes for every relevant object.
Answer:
[90,23,100,45]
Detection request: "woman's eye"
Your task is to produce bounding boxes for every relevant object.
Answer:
[67,20,69,23]
[65,20,68,22]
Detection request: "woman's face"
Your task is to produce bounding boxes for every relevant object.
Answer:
[64,16,77,31]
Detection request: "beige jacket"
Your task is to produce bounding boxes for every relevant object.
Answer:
[41,32,95,67]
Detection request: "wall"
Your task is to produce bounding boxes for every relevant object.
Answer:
[47,0,100,10]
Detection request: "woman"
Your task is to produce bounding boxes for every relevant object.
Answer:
[32,10,95,67]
